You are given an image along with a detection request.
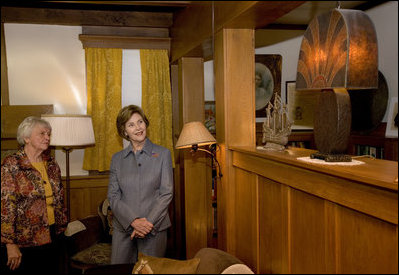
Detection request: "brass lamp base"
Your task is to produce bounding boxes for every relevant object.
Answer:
[310,152,352,162]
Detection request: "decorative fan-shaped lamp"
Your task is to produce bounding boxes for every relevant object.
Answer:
[296,8,378,162]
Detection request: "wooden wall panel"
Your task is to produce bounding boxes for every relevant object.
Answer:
[258,175,398,274]
[232,147,397,273]
[183,151,209,259]
[337,205,398,274]
[170,64,185,259]
[232,150,398,224]
[259,176,289,274]
[63,175,109,221]
[324,201,338,273]
[234,168,258,272]
[177,57,211,259]
[1,105,53,138]
[289,188,328,273]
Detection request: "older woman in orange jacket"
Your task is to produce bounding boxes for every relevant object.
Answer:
[1,116,67,274]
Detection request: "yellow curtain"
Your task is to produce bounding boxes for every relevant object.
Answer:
[140,49,175,167]
[83,48,123,171]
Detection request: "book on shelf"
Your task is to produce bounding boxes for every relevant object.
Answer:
[288,141,309,149]
[369,146,377,158]
[354,144,384,159]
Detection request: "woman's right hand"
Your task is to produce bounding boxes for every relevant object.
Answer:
[6,243,22,270]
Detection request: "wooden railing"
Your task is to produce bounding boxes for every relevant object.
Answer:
[227,146,398,274]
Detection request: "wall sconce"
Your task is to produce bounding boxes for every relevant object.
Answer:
[41,114,95,221]
[175,121,222,177]
[296,7,378,162]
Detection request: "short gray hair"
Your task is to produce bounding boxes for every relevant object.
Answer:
[17,116,52,146]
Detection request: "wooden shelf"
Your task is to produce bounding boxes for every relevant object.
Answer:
[347,123,398,161]
[256,122,398,161]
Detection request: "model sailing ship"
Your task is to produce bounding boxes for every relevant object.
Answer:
[262,94,292,150]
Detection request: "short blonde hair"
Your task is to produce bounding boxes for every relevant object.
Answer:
[17,116,52,146]
[116,105,149,141]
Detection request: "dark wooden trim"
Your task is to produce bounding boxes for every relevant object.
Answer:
[82,26,169,38]
[1,138,19,150]
[1,7,173,28]
[1,23,9,105]
[78,35,171,51]
[1,104,54,138]
[354,0,390,11]
[263,23,308,30]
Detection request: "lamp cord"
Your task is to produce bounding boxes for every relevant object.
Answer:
[194,147,223,178]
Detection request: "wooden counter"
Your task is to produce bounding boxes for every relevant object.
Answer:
[234,146,398,191]
[225,146,398,274]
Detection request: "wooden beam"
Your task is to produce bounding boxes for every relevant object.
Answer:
[41,1,191,8]
[1,6,173,27]
[170,1,305,62]
[177,57,210,259]
[214,28,256,253]
[82,26,169,38]
[255,29,305,48]
[79,35,171,51]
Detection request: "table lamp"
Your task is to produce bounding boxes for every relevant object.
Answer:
[296,7,378,162]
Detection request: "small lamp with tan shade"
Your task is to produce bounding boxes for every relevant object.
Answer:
[175,121,222,178]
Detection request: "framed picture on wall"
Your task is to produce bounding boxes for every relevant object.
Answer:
[285,81,318,130]
[255,54,282,118]
[385,97,398,138]
[205,101,216,134]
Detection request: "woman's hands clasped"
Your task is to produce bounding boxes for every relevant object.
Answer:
[130,217,153,240]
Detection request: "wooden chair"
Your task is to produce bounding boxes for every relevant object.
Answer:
[64,199,113,274]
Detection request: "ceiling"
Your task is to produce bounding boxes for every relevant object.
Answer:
[256,1,387,48]
[1,1,389,50]
[1,1,386,25]
[270,1,376,26]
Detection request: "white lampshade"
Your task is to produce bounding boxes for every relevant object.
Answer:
[176,121,216,149]
[41,114,95,147]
